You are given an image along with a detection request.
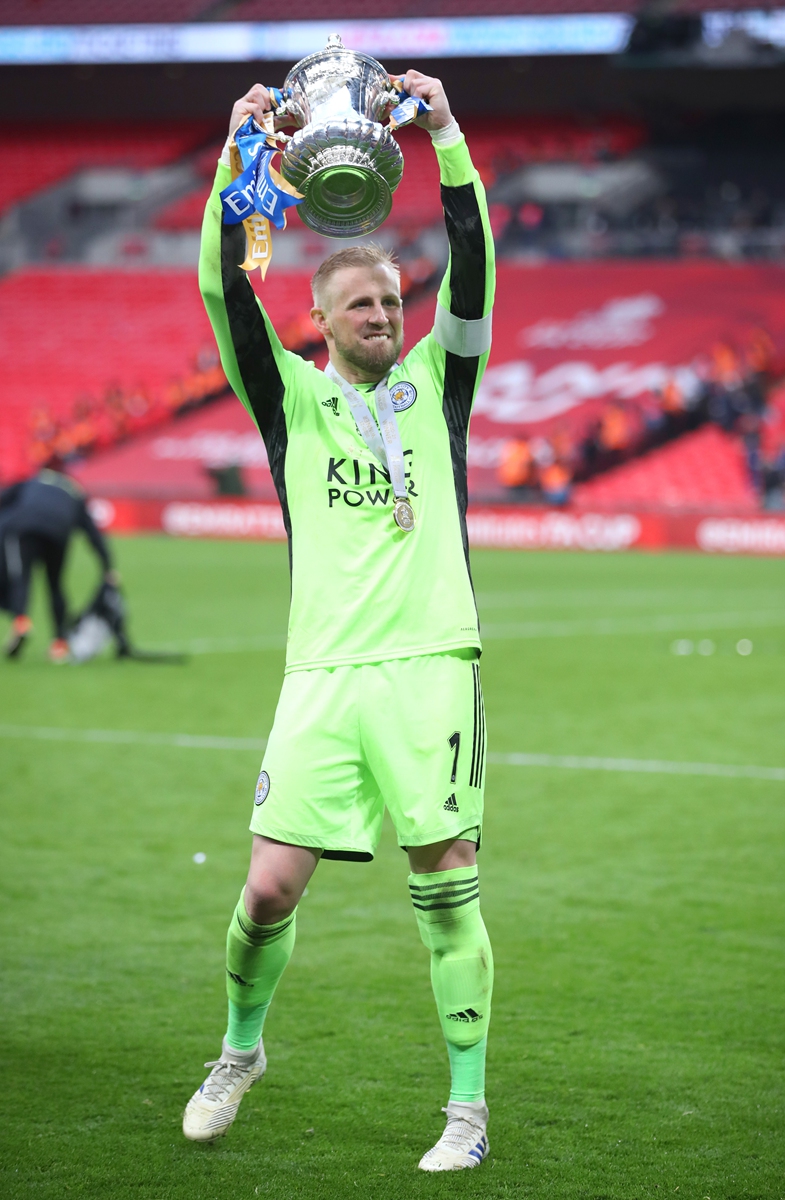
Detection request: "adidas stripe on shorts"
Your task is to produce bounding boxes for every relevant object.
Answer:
[250,649,487,861]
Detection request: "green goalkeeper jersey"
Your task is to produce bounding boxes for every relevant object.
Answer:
[199,136,495,673]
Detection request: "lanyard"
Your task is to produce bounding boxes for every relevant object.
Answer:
[325,363,415,531]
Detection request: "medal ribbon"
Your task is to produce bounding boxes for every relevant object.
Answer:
[325,364,409,505]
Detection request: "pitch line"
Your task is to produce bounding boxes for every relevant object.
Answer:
[0,724,782,781]
[145,610,785,654]
[481,609,785,640]
[0,723,266,752]
[488,752,785,782]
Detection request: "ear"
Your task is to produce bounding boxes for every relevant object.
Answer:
[310,306,331,339]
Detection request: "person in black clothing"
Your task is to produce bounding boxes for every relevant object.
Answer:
[0,469,117,661]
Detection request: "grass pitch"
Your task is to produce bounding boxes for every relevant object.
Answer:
[1,537,784,1199]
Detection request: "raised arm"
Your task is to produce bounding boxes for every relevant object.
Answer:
[198,85,311,454]
[398,72,495,382]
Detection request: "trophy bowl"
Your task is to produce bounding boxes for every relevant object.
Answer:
[279,35,404,239]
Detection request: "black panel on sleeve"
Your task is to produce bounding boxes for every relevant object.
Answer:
[440,181,486,321]
[442,351,480,581]
[220,222,292,558]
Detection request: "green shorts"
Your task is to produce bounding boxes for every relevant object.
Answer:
[250,650,487,861]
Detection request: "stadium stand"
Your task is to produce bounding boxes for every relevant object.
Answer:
[571,423,759,511]
[154,115,646,234]
[70,393,280,501]
[0,122,218,217]
[0,266,313,482]
[1,95,782,515]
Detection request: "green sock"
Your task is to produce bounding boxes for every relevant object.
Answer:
[225,890,297,1052]
[409,866,494,1103]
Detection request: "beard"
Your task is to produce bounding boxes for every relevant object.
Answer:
[333,327,403,380]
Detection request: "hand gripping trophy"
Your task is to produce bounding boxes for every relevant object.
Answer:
[218,33,430,264]
[188,36,497,1174]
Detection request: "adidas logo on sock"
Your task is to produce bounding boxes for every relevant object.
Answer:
[443,793,459,812]
[446,1008,482,1023]
[227,970,253,988]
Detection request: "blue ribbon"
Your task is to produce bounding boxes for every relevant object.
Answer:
[219,114,302,231]
[388,85,433,131]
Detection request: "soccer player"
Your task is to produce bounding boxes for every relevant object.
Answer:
[0,468,116,661]
[184,70,495,1171]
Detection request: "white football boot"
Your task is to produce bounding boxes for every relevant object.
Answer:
[182,1038,266,1142]
[418,1100,489,1171]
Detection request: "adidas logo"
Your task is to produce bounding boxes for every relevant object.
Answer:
[226,970,253,988]
[443,793,459,812]
[446,1008,482,1023]
[321,396,340,416]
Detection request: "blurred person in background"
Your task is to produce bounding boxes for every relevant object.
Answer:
[0,468,117,661]
[497,436,534,496]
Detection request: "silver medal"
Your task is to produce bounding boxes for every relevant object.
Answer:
[393,498,416,532]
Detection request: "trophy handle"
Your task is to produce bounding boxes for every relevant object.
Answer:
[265,86,305,130]
[374,83,401,124]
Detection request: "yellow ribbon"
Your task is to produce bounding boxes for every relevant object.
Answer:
[229,111,279,280]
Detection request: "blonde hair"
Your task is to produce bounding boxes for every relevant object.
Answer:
[311,243,400,308]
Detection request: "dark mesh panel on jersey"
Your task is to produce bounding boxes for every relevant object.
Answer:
[440,181,486,321]
[443,351,479,579]
[220,221,292,559]
[439,180,486,588]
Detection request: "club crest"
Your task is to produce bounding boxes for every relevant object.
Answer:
[390,381,417,412]
[254,770,271,806]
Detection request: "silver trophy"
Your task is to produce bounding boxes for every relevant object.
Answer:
[277,34,404,239]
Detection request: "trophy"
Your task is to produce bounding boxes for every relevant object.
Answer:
[276,34,405,239]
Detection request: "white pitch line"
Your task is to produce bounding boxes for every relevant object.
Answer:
[481,609,785,640]
[0,724,781,782]
[141,609,784,656]
[0,724,266,752]
[488,751,785,782]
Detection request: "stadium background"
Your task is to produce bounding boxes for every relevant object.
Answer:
[2,0,785,547]
[1,4,784,1199]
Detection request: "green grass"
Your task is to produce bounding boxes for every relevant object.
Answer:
[1,538,784,1199]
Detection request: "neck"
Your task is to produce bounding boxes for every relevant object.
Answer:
[328,351,386,387]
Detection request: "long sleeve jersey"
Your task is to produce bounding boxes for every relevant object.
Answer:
[199,135,495,673]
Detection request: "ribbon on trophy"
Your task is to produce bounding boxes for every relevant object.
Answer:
[387,80,433,132]
[219,111,304,278]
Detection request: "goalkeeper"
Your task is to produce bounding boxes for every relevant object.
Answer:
[184,70,495,1172]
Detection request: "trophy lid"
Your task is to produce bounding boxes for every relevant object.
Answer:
[283,34,390,97]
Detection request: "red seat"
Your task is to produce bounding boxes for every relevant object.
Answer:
[0,266,314,482]
[572,424,759,512]
[0,121,219,217]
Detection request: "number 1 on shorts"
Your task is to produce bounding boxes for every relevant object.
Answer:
[448,731,461,784]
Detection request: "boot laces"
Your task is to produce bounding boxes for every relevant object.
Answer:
[437,1108,485,1152]
[200,1058,252,1103]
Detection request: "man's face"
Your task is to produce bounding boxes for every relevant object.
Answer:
[311,263,404,381]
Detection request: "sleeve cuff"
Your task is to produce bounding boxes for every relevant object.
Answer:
[429,118,462,148]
